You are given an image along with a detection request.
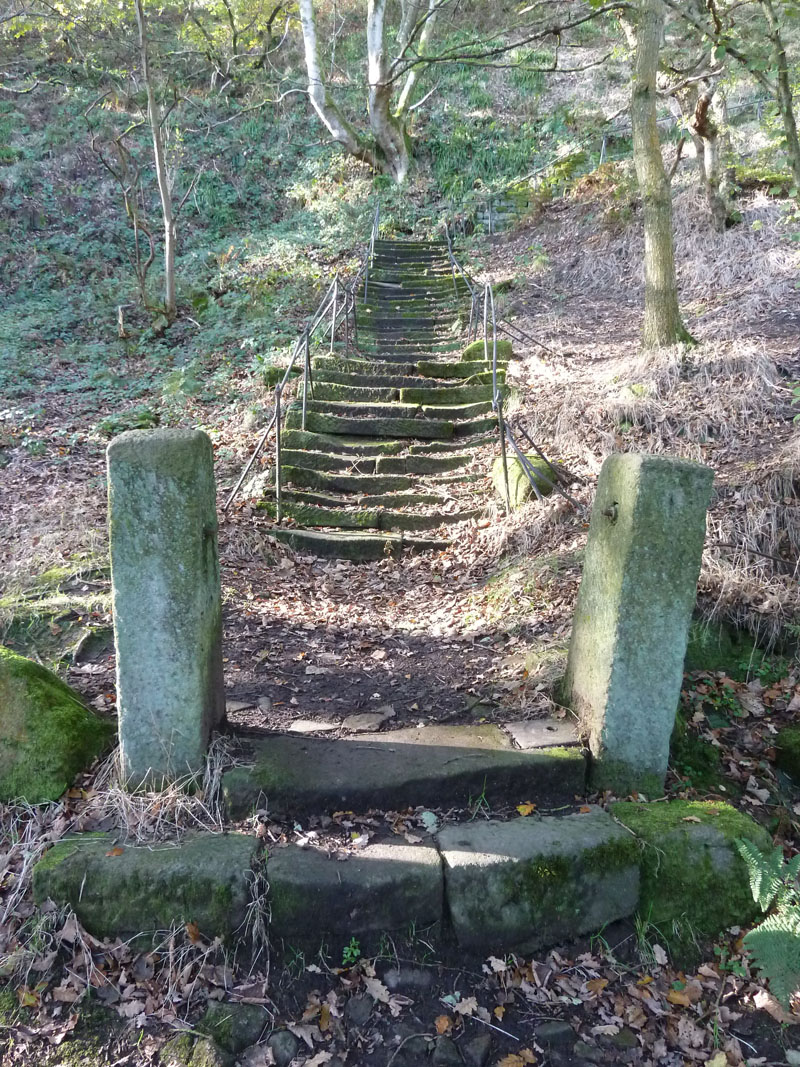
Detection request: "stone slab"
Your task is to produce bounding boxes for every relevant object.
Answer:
[505,719,580,750]
[564,453,713,793]
[222,727,586,817]
[108,429,224,787]
[266,838,442,952]
[438,808,639,952]
[33,832,255,943]
[612,799,771,957]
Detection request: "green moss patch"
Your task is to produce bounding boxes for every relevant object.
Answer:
[492,454,558,508]
[612,799,771,962]
[33,832,255,944]
[0,646,114,804]
[775,727,800,783]
[462,338,514,362]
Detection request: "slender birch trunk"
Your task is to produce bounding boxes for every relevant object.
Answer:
[298,0,375,168]
[367,0,410,182]
[395,0,438,116]
[134,0,176,321]
[631,0,692,348]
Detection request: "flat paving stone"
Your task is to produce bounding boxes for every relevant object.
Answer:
[287,719,339,734]
[438,808,639,953]
[265,838,442,952]
[505,719,580,750]
[222,726,587,817]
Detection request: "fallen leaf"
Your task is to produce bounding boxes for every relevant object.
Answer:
[667,988,691,1007]
[706,1053,728,1067]
[682,816,702,824]
[435,1014,452,1034]
[494,1004,506,1020]
[185,922,201,943]
[105,847,124,857]
[305,1053,333,1067]
[653,944,668,965]
[516,802,536,817]
[454,996,478,1016]
[363,976,390,1004]
[586,978,609,994]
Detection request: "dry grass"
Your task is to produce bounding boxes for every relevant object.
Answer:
[489,178,800,649]
[83,733,237,844]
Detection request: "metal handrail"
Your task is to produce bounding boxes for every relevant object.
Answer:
[222,204,378,514]
[481,279,583,515]
[363,200,381,302]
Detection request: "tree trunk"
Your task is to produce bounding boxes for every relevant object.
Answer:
[395,0,438,116]
[367,0,411,182]
[298,0,376,169]
[690,84,728,232]
[759,0,800,190]
[631,0,692,348]
[134,0,176,320]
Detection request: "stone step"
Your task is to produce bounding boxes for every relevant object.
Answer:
[285,409,455,439]
[313,370,464,390]
[454,415,498,437]
[399,384,496,405]
[311,383,398,403]
[282,488,449,508]
[33,799,763,963]
[222,726,586,818]
[280,449,377,475]
[375,452,471,475]
[302,399,418,419]
[281,429,406,456]
[270,527,448,561]
[302,398,492,422]
[261,499,477,531]
[313,355,416,376]
[417,359,508,380]
[281,465,413,495]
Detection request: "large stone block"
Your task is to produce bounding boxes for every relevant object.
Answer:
[564,453,713,793]
[266,838,442,954]
[108,429,224,787]
[0,646,114,803]
[438,809,639,952]
[33,832,255,942]
[612,800,770,960]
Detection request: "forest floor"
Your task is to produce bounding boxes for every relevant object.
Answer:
[2,175,800,1066]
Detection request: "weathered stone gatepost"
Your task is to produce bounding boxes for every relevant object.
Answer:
[108,429,224,788]
[564,453,714,794]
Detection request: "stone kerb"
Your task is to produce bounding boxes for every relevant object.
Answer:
[564,452,714,794]
[107,428,224,788]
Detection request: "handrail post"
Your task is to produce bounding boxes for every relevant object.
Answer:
[330,277,338,353]
[275,384,283,524]
[344,288,350,350]
[352,290,358,347]
[302,329,310,430]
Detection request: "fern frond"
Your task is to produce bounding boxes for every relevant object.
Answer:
[743,907,800,1007]
[736,838,788,912]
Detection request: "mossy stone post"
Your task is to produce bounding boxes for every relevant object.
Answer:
[108,429,224,788]
[564,453,713,793]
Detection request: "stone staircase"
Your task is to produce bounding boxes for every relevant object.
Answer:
[263,238,507,561]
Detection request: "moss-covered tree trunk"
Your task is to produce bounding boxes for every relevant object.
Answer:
[367,0,411,182]
[690,85,729,233]
[759,0,800,191]
[631,0,692,348]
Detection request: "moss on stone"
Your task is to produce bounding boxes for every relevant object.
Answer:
[775,727,800,783]
[33,832,254,944]
[0,646,115,804]
[462,338,514,362]
[492,454,557,509]
[684,620,757,679]
[670,710,723,790]
[612,799,771,962]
